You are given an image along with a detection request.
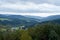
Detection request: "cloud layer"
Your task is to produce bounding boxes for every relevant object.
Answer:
[0,0,60,17]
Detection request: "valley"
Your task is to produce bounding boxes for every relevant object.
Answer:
[0,14,60,40]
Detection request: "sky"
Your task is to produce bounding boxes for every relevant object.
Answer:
[0,0,60,17]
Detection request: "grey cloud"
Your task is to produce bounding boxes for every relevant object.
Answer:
[0,7,60,13]
[21,0,47,4]
[0,7,40,13]
[0,0,60,13]
[20,0,60,6]
[0,0,60,6]
[0,0,20,4]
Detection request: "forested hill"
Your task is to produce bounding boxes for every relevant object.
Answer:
[40,19,60,24]
[0,14,60,28]
[0,15,60,40]
[0,14,39,27]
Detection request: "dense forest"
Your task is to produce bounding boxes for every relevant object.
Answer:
[0,22,60,40]
[0,15,60,40]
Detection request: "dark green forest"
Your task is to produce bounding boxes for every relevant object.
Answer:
[0,22,60,40]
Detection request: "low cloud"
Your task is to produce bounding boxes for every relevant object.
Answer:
[0,2,60,13]
[0,0,60,17]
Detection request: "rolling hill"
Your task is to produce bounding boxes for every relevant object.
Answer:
[0,14,39,28]
[39,15,60,22]
[0,14,60,28]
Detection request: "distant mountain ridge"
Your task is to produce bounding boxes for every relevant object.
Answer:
[24,15,60,22]
[39,15,60,22]
[0,14,39,27]
[0,14,60,28]
[25,15,43,19]
[40,19,60,24]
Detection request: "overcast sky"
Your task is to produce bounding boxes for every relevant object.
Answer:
[0,0,60,17]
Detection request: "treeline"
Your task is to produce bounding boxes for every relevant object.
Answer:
[0,23,60,40]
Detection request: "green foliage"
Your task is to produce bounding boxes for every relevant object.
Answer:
[0,22,60,40]
[28,23,60,40]
[20,30,32,40]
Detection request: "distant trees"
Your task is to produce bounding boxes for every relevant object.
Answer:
[0,22,60,40]
[28,23,60,40]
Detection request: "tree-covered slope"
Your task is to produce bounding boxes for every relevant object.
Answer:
[40,19,60,24]
[0,14,38,27]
